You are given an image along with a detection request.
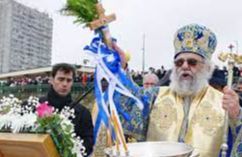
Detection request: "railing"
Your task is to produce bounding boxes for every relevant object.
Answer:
[0,82,94,99]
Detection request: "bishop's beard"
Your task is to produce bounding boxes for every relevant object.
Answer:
[169,65,213,97]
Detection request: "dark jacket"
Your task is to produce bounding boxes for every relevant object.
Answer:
[39,87,94,156]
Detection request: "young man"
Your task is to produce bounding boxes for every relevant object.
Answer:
[39,63,94,156]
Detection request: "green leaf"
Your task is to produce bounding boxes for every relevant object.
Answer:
[61,0,98,25]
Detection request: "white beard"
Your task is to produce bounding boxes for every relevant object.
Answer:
[169,65,212,96]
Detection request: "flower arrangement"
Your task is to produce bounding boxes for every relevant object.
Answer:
[0,95,85,157]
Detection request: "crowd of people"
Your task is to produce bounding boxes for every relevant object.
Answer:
[0,72,94,87]
[2,62,242,92]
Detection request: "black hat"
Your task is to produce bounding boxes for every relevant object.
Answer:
[209,69,227,87]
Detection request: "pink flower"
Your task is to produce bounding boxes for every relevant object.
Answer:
[36,102,54,118]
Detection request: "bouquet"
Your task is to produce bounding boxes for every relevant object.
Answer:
[0,95,85,157]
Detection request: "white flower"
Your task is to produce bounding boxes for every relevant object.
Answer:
[0,114,12,129]
[22,113,37,129]
[0,95,86,157]
[11,115,25,133]
[72,137,86,157]
[60,106,75,119]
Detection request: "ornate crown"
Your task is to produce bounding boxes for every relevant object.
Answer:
[174,24,217,59]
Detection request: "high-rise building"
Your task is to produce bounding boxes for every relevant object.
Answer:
[0,0,53,73]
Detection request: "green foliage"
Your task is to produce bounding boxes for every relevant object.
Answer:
[61,0,98,25]
[36,115,76,157]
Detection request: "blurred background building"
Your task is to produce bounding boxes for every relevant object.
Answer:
[0,0,53,74]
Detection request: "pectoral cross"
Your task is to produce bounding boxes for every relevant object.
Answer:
[89,3,116,48]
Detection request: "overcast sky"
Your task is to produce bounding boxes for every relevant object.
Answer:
[17,0,242,71]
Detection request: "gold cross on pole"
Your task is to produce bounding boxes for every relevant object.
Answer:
[218,46,242,157]
[89,3,116,30]
[88,3,116,48]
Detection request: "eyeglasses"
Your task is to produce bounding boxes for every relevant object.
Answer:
[174,58,204,67]
[144,82,155,86]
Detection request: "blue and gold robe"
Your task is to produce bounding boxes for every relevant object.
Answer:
[118,85,241,157]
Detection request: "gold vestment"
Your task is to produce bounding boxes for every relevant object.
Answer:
[147,86,225,157]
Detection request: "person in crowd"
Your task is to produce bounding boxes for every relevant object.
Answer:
[234,78,242,93]
[114,24,241,157]
[209,69,227,92]
[143,73,159,89]
[159,69,172,86]
[39,63,94,156]
[233,77,242,107]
